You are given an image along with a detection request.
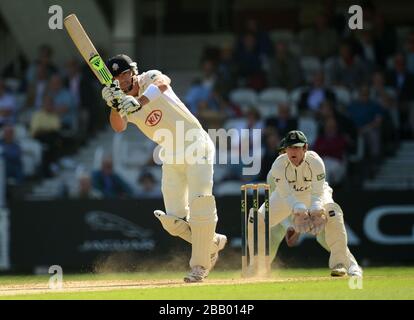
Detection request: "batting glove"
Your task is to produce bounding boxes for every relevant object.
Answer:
[102,80,124,108]
[117,95,142,117]
[309,209,327,235]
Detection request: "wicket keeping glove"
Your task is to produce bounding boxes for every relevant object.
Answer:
[292,203,312,233]
[309,208,327,235]
[102,80,124,109]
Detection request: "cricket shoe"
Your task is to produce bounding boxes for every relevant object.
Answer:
[184,265,209,283]
[331,263,347,277]
[210,234,227,271]
[348,263,363,277]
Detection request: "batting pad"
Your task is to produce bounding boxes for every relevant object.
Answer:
[154,210,192,243]
[188,195,218,269]
[154,210,224,255]
[324,202,356,269]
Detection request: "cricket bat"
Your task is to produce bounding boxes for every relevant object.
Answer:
[64,14,113,86]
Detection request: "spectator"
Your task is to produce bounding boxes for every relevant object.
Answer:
[236,18,273,60]
[258,131,281,181]
[371,70,396,103]
[380,93,399,153]
[25,44,57,89]
[135,171,161,198]
[197,100,224,130]
[30,94,64,177]
[385,53,414,138]
[370,70,399,140]
[298,71,336,113]
[30,95,61,138]
[71,174,102,199]
[265,102,298,137]
[405,32,414,74]
[244,108,264,133]
[372,12,397,68]
[25,63,49,110]
[215,44,239,96]
[317,100,357,154]
[185,59,217,114]
[325,41,370,89]
[313,117,347,185]
[198,59,217,91]
[347,85,383,159]
[1,54,28,80]
[0,79,17,127]
[356,28,377,68]
[47,73,76,131]
[196,87,241,130]
[66,58,92,138]
[224,108,264,181]
[385,53,414,102]
[65,59,81,109]
[92,156,133,199]
[266,41,304,90]
[234,32,266,91]
[299,13,338,61]
[78,61,106,135]
[321,0,347,37]
[0,125,24,185]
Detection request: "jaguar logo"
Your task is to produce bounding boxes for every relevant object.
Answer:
[145,110,162,126]
[85,211,152,238]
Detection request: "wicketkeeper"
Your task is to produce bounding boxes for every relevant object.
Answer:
[248,130,362,277]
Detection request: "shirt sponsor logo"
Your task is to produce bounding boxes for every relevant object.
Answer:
[317,173,325,181]
[292,185,310,192]
[145,110,162,126]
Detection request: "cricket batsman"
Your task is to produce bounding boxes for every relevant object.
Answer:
[101,54,227,282]
[248,130,362,277]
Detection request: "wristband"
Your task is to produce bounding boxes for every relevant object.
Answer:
[142,84,162,101]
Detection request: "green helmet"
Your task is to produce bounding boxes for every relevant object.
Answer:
[277,137,286,154]
[283,130,308,148]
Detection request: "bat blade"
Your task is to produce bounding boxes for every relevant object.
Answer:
[64,14,113,86]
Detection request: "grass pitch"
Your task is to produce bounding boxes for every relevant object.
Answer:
[0,267,413,300]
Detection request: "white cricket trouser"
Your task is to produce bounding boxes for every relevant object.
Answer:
[161,133,217,269]
[257,186,358,269]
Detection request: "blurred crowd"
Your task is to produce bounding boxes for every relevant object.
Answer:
[185,3,414,187]
[0,44,107,200]
[1,1,414,201]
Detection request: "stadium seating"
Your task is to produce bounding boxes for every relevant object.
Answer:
[257,88,289,117]
[229,88,258,112]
